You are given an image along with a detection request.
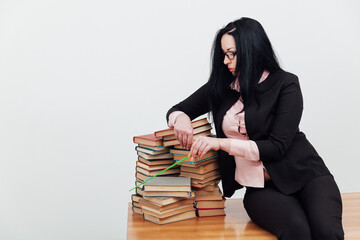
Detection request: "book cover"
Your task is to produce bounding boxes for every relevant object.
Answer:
[136,161,173,171]
[135,146,169,155]
[138,156,174,166]
[142,176,191,192]
[163,130,212,147]
[142,204,195,218]
[180,161,219,174]
[143,210,196,225]
[180,169,221,180]
[162,124,212,141]
[196,208,226,217]
[137,151,173,160]
[133,133,163,147]
[154,117,209,138]
[136,166,180,177]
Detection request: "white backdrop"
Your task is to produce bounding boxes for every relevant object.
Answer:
[1,0,359,239]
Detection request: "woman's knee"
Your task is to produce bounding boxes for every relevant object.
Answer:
[311,220,344,240]
[277,216,312,240]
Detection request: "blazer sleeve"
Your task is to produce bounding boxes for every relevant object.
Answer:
[166,82,211,122]
[255,76,303,162]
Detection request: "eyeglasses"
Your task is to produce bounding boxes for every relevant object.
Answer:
[224,51,237,60]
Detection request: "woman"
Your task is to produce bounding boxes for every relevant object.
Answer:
[166,17,344,240]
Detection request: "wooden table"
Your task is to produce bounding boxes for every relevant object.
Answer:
[127,192,360,240]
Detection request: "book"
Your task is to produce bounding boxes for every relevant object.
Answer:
[196,208,225,217]
[142,176,191,192]
[142,196,188,206]
[173,150,217,161]
[191,178,221,189]
[131,194,142,203]
[138,156,174,166]
[142,204,195,218]
[136,161,173,171]
[196,199,226,209]
[180,169,220,180]
[136,166,180,177]
[180,161,219,174]
[139,198,195,212]
[194,187,223,201]
[138,144,167,151]
[192,180,220,191]
[132,206,143,215]
[175,157,218,168]
[143,210,196,225]
[135,146,169,155]
[142,190,195,198]
[162,124,212,141]
[191,175,221,186]
[133,133,163,147]
[163,130,212,147]
[154,117,210,138]
[137,151,173,160]
[135,170,179,182]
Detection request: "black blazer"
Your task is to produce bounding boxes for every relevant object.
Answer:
[167,71,330,197]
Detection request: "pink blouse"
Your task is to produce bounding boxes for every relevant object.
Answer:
[168,70,269,188]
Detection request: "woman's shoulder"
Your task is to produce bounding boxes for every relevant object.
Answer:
[272,71,299,83]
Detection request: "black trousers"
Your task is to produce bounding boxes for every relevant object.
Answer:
[243,174,344,240]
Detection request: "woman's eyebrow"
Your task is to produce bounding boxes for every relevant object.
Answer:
[227,47,236,51]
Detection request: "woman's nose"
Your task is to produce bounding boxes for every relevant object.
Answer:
[224,56,230,65]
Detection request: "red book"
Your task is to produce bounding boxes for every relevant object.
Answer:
[133,133,163,147]
[154,117,209,138]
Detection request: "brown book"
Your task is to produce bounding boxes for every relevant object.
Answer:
[191,174,221,185]
[132,206,143,215]
[162,124,213,141]
[142,204,195,218]
[135,171,179,182]
[139,197,195,212]
[143,210,196,225]
[194,187,223,201]
[136,166,180,177]
[143,176,191,192]
[180,169,220,180]
[180,161,219,174]
[192,180,220,191]
[132,201,141,208]
[135,146,169,155]
[143,196,188,206]
[138,144,167,151]
[138,156,174,166]
[176,157,218,168]
[173,150,217,161]
[196,199,226,209]
[136,161,173,171]
[163,130,212,147]
[197,208,225,217]
[143,190,195,198]
[133,134,163,147]
[137,151,173,160]
[131,194,142,203]
[154,118,209,138]
[191,178,221,189]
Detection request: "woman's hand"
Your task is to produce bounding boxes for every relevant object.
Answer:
[189,137,231,159]
[189,136,220,159]
[173,114,193,150]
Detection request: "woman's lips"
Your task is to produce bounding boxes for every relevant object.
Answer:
[229,68,235,72]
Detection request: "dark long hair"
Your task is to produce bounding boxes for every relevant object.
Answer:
[208,17,283,114]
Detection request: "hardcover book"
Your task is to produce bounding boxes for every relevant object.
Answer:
[154,117,209,138]
[143,210,196,225]
[133,133,163,147]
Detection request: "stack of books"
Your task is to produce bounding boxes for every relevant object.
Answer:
[154,117,212,148]
[133,133,179,183]
[171,148,221,189]
[138,176,196,224]
[194,184,226,217]
[131,133,177,215]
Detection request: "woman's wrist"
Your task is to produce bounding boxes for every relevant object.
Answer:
[218,138,231,153]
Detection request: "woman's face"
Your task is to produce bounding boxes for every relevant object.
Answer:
[221,34,237,76]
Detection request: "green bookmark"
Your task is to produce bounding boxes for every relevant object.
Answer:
[129,155,189,192]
